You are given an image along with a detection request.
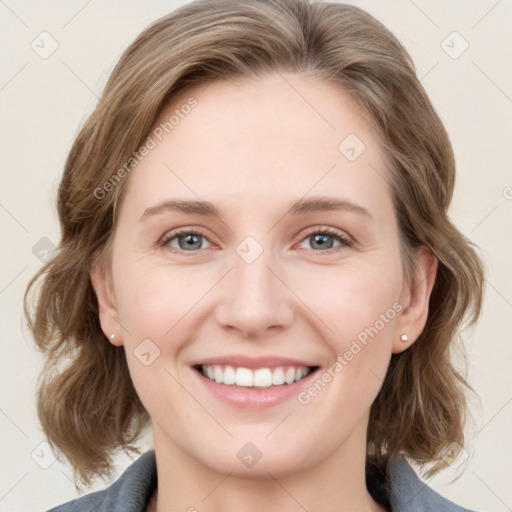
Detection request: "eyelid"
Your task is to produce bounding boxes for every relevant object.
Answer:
[160,228,216,251]
[294,225,354,251]
[160,225,354,254]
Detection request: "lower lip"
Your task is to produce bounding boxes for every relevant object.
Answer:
[193,367,319,409]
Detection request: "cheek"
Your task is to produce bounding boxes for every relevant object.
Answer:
[115,262,213,341]
[293,258,402,340]
[296,261,402,399]
[113,266,200,419]
[112,262,221,402]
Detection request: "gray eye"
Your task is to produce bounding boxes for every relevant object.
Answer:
[177,233,204,250]
[164,231,211,251]
[308,233,336,250]
[299,232,343,251]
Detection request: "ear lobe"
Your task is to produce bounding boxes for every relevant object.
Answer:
[90,262,123,347]
[393,246,438,354]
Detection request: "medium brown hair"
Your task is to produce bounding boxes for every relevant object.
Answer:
[24,0,485,488]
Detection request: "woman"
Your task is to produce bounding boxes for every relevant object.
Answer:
[25,0,485,510]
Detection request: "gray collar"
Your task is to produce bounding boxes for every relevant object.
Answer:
[386,454,476,511]
[48,450,478,512]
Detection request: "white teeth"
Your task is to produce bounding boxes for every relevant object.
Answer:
[223,365,236,385]
[272,367,285,385]
[200,364,312,388]
[254,368,272,387]
[235,367,253,387]
[285,367,296,384]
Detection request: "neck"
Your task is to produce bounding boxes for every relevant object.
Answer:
[150,423,386,512]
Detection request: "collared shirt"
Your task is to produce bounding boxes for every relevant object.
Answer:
[46,450,479,512]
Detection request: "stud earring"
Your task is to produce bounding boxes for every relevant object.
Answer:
[400,334,408,342]
[110,334,115,340]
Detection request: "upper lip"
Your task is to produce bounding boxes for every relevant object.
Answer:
[191,355,319,370]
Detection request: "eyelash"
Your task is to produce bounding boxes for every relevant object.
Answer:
[160,226,354,255]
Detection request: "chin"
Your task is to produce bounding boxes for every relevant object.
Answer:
[191,437,319,479]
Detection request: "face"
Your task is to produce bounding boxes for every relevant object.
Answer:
[92,72,432,477]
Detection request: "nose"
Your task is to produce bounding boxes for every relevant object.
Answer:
[214,246,294,339]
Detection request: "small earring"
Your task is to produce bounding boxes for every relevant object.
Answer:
[400,334,408,342]
[110,334,115,340]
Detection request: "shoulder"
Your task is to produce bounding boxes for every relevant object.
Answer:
[387,455,479,512]
[45,450,482,512]
[46,450,157,512]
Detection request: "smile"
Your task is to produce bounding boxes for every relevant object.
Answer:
[196,364,316,388]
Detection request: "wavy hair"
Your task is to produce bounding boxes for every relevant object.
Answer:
[24,0,485,488]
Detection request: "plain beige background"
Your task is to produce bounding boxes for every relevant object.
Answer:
[0,1,510,510]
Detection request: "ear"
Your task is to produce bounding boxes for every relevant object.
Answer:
[90,261,123,347]
[393,245,437,354]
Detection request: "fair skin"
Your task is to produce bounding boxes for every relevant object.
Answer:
[91,72,436,512]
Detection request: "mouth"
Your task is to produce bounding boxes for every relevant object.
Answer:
[190,355,322,408]
[192,364,320,389]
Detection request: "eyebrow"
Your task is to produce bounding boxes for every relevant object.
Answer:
[139,195,373,222]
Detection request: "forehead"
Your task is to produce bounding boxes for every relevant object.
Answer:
[120,72,392,219]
